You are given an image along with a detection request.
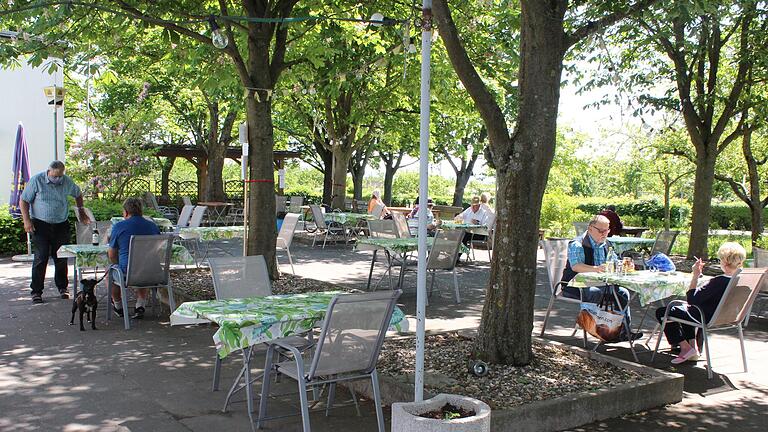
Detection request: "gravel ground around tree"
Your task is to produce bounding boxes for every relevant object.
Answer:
[377,332,649,410]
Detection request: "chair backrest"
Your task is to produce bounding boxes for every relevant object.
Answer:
[309,204,327,229]
[541,239,571,294]
[288,196,304,213]
[573,222,589,237]
[367,219,398,239]
[650,230,680,255]
[277,213,300,249]
[370,202,385,219]
[176,205,195,229]
[208,255,272,299]
[344,198,354,211]
[228,207,244,226]
[182,196,193,206]
[143,192,161,211]
[355,200,368,213]
[427,230,463,270]
[276,196,287,214]
[754,247,768,267]
[391,212,411,238]
[709,268,768,327]
[308,290,401,380]
[125,235,174,287]
[432,205,463,219]
[189,205,207,228]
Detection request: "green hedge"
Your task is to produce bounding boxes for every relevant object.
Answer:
[709,202,768,230]
[575,198,689,227]
[0,207,26,255]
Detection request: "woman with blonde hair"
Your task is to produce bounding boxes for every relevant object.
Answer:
[655,242,747,364]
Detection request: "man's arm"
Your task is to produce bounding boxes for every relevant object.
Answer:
[74,195,90,225]
[568,242,604,273]
[107,247,118,264]
[20,200,34,233]
[572,262,604,273]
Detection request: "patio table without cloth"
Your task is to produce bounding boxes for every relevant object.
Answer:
[196,201,234,226]
[110,216,174,232]
[608,236,656,256]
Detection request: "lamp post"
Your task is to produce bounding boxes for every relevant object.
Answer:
[43,86,65,160]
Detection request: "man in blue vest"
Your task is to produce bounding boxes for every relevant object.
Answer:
[561,214,642,341]
[108,197,160,319]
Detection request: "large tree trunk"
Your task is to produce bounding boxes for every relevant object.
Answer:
[159,157,176,200]
[330,148,351,209]
[351,168,364,201]
[688,151,717,258]
[383,165,396,206]
[452,170,472,207]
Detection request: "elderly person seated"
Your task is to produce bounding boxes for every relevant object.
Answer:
[108,197,161,319]
[367,190,390,219]
[457,196,491,248]
[407,197,436,235]
[654,242,746,364]
[479,192,494,215]
[560,214,641,340]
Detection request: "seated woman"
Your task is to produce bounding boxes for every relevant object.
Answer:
[367,190,390,219]
[407,197,436,235]
[654,242,746,364]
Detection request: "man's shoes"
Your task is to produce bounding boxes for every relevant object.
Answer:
[59,290,70,299]
[112,304,124,318]
[131,306,145,320]
[32,294,43,304]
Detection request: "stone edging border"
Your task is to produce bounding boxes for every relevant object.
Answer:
[344,332,683,432]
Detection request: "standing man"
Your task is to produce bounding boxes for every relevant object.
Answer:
[108,197,160,319]
[20,160,89,303]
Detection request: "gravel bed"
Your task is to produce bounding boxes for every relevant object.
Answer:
[170,268,347,300]
[378,332,649,410]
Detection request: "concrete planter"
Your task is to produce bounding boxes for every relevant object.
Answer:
[753,246,768,267]
[391,393,491,432]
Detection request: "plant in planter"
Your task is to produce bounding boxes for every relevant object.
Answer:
[391,393,491,432]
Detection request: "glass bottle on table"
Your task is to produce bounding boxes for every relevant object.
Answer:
[605,247,618,274]
[91,226,100,246]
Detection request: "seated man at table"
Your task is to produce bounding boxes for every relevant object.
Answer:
[108,197,160,319]
[598,205,623,237]
[560,214,641,340]
[458,196,491,247]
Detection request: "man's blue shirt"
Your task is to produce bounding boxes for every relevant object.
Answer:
[109,215,160,273]
[567,232,607,266]
[20,172,81,223]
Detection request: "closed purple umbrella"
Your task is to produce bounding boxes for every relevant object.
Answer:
[9,122,31,218]
[9,122,33,261]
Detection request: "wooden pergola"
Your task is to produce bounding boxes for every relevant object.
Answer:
[155,145,301,195]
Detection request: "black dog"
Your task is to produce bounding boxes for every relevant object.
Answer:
[70,279,99,331]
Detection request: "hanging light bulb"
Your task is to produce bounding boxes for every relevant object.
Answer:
[208,16,229,49]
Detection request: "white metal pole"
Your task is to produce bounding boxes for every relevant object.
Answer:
[415,0,432,403]
[240,122,249,256]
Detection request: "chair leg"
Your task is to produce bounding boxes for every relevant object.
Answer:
[371,370,385,432]
[212,355,222,391]
[702,326,713,379]
[651,319,667,362]
[452,268,460,304]
[256,346,275,430]
[296,375,312,432]
[166,281,176,316]
[106,269,113,321]
[242,348,257,432]
[287,247,295,275]
[121,285,130,330]
[325,382,336,417]
[738,324,748,373]
[540,294,556,337]
[428,271,436,298]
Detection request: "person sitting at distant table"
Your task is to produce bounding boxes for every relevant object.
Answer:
[367,190,391,219]
[598,205,623,237]
[108,197,161,320]
[407,197,436,235]
[480,192,495,215]
[560,214,640,340]
[457,196,491,246]
[654,242,746,364]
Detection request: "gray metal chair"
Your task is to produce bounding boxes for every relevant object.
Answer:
[177,205,208,265]
[370,202,385,219]
[632,230,680,269]
[469,212,496,261]
[182,196,193,207]
[426,229,464,303]
[539,239,585,345]
[173,205,195,232]
[309,204,346,248]
[276,195,288,214]
[573,221,590,237]
[106,234,175,330]
[288,196,304,214]
[257,290,402,432]
[391,212,411,239]
[208,255,272,392]
[74,207,110,245]
[277,213,300,274]
[653,268,768,379]
[143,191,179,222]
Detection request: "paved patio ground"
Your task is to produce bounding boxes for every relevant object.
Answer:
[1,237,766,431]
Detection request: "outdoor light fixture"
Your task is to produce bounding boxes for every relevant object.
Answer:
[208,16,229,49]
[43,86,65,160]
[369,12,398,27]
[408,37,418,54]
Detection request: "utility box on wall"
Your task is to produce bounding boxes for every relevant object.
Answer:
[0,56,65,205]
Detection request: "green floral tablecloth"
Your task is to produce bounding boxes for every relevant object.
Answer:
[170,291,406,358]
[58,243,195,268]
[356,237,469,255]
[110,216,174,230]
[439,221,487,230]
[179,226,244,241]
[325,212,375,226]
[608,237,655,256]
[572,270,709,307]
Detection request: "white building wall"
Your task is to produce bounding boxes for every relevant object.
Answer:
[0,59,65,205]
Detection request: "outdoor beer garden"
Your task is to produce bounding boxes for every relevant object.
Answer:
[1,1,767,432]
